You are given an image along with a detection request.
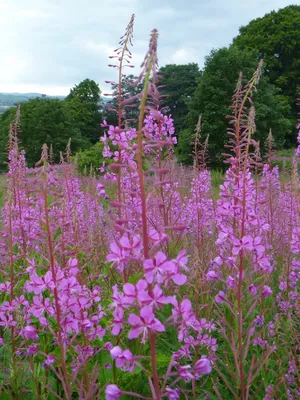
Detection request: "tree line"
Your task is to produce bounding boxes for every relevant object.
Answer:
[0,5,299,170]
[0,79,104,169]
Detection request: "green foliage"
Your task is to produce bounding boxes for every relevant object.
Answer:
[179,47,293,166]
[271,158,300,172]
[65,79,104,143]
[0,108,15,170]
[0,79,106,169]
[175,128,193,165]
[159,63,201,132]
[21,98,89,166]
[0,98,89,167]
[106,74,143,127]
[233,5,300,126]
[75,142,105,174]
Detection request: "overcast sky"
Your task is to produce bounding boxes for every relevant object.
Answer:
[0,0,298,95]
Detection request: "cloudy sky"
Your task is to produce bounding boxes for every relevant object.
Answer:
[0,0,297,95]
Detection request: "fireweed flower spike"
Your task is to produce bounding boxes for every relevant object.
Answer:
[101,25,214,400]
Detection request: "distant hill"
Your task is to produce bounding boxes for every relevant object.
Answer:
[0,92,111,114]
[0,92,65,109]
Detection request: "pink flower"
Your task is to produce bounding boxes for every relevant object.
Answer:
[165,387,181,399]
[194,356,212,376]
[26,345,38,355]
[172,249,189,272]
[172,299,199,341]
[119,235,142,256]
[206,270,219,281]
[29,296,55,319]
[178,365,194,381]
[43,354,55,366]
[249,284,258,296]
[262,285,272,297]
[97,183,106,197]
[110,346,135,372]
[111,285,126,309]
[111,308,124,336]
[123,279,148,306]
[172,299,193,322]
[232,235,253,255]
[106,241,129,272]
[143,251,175,284]
[22,326,38,340]
[226,276,235,289]
[252,236,265,258]
[26,271,54,294]
[215,291,225,304]
[105,384,121,400]
[216,232,228,245]
[128,306,165,343]
[0,282,11,292]
[149,227,168,245]
[138,284,175,308]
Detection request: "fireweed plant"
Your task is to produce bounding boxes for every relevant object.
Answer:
[0,15,298,400]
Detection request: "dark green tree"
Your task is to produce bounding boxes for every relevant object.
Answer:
[233,5,300,125]
[0,108,15,170]
[66,79,103,143]
[178,47,293,167]
[105,74,143,127]
[0,98,89,167]
[159,63,201,132]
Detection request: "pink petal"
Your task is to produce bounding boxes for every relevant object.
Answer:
[128,326,143,339]
[128,313,141,326]
[140,306,154,321]
[151,318,165,333]
[172,273,187,285]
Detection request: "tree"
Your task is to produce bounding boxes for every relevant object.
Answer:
[233,5,300,127]
[178,47,293,167]
[105,74,143,127]
[0,108,15,170]
[65,79,103,143]
[0,98,89,167]
[158,64,201,132]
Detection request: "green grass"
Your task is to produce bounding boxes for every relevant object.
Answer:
[211,169,224,187]
[275,148,296,158]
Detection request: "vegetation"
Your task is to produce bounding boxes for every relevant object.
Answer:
[0,98,89,167]
[65,79,104,144]
[0,12,299,400]
[177,47,293,166]
[75,142,105,174]
[233,5,300,121]
[159,63,201,132]
[0,80,105,168]
[0,6,299,170]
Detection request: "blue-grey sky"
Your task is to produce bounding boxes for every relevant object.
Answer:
[0,0,298,95]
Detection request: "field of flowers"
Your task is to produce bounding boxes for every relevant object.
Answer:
[0,15,299,400]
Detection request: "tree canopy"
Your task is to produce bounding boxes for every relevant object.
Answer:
[0,97,89,168]
[177,47,293,167]
[233,5,300,121]
[105,74,143,127]
[159,63,201,132]
[65,79,103,143]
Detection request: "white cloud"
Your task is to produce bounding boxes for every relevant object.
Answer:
[170,48,199,64]
[0,0,296,95]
